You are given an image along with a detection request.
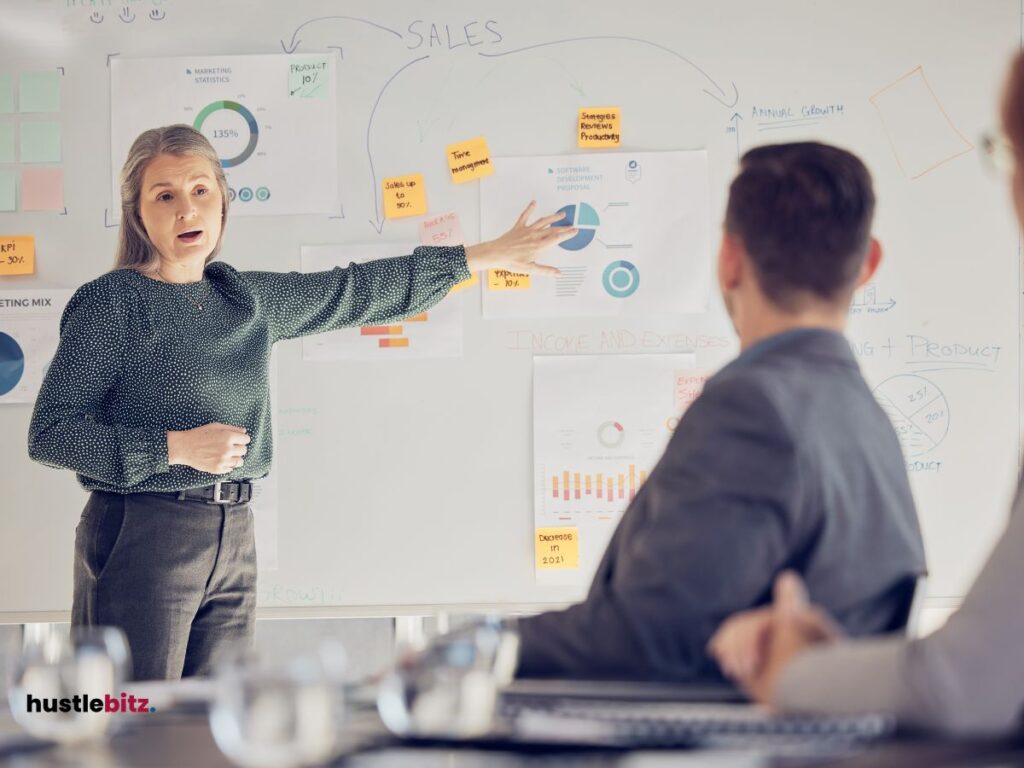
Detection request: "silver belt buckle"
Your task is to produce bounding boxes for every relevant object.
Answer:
[211,480,227,503]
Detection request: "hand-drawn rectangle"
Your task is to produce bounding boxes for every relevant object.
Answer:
[870,66,974,179]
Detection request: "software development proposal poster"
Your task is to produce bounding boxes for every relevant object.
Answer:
[479,151,711,318]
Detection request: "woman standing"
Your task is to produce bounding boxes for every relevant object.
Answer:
[28,124,575,680]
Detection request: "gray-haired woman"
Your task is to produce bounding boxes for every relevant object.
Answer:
[28,124,576,681]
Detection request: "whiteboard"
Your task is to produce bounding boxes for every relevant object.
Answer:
[0,0,1019,621]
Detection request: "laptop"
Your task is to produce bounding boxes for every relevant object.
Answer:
[388,678,894,751]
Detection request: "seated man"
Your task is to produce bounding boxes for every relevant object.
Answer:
[515,142,926,681]
[706,51,1024,736]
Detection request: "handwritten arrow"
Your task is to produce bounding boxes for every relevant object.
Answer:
[366,55,430,234]
[729,112,742,158]
[479,36,739,109]
[280,16,401,54]
[540,56,585,96]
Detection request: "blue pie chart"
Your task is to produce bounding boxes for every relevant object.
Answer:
[0,332,25,396]
[553,202,599,251]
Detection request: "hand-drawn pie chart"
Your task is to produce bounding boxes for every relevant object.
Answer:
[0,332,26,396]
[873,374,950,457]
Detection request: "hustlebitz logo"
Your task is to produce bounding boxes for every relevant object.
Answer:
[26,692,156,714]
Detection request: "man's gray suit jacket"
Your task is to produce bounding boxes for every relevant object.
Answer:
[517,328,927,681]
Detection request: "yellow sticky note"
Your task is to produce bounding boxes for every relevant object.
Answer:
[536,527,579,570]
[487,269,531,291]
[383,174,427,219]
[578,107,621,148]
[446,136,494,184]
[0,235,35,276]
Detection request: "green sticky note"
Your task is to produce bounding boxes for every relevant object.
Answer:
[0,170,15,211]
[0,123,14,162]
[288,58,329,99]
[20,121,61,162]
[0,75,14,113]
[20,71,60,113]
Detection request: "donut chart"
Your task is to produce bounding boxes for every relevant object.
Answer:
[597,420,626,448]
[0,332,25,396]
[193,100,259,168]
[602,260,640,298]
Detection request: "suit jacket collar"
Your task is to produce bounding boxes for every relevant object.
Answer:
[725,327,857,373]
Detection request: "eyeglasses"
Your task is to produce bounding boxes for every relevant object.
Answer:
[980,131,1016,177]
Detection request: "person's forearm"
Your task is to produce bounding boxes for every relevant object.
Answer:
[28,417,169,487]
[776,637,917,719]
[464,241,493,272]
[246,245,470,341]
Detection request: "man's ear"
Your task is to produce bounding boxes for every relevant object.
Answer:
[856,237,883,287]
[718,232,744,293]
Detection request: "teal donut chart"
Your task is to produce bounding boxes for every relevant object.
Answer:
[602,260,640,298]
[193,100,259,168]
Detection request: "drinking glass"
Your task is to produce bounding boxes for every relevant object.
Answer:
[209,641,347,768]
[377,618,519,738]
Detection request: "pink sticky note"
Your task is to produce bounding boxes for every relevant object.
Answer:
[21,168,63,211]
[418,211,465,247]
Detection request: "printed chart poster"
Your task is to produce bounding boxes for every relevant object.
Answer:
[0,290,72,404]
[533,353,696,586]
[300,244,463,361]
[111,54,339,217]
[481,151,711,318]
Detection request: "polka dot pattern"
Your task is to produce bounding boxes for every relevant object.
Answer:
[27,245,470,493]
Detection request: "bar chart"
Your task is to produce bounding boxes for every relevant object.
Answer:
[533,354,696,586]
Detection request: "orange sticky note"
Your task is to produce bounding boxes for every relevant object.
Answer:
[487,269,531,291]
[0,235,35,276]
[536,527,579,570]
[446,136,494,183]
[419,212,478,294]
[578,107,621,148]
[382,174,427,219]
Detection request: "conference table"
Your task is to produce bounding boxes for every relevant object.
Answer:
[3,706,1024,768]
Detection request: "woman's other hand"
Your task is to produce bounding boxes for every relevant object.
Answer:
[167,423,251,474]
[465,201,577,275]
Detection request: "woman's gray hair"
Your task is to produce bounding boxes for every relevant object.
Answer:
[113,124,230,272]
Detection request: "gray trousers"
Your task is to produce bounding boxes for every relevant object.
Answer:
[72,491,257,681]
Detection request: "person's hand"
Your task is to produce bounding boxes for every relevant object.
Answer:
[167,423,251,474]
[464,201,577,276]
[707,572,842,705]
[707,605,773,682]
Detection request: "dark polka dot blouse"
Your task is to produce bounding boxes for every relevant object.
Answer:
[27,245,470,493]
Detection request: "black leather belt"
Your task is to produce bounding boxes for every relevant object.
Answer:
[176,481,253,505]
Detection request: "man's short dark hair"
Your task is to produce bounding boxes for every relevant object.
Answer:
[725,142,876,310]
